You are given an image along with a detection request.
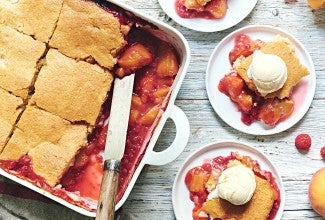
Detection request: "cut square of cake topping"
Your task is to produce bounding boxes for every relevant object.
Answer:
[234,35,309,99]
[0,88,24,152]
[50,0,125,69]
[202,176,275,219]
[31,49,113,125]
[0,0,63,43]
[28,124,88,187]
[0,24,46,99]
[0,106,88,162]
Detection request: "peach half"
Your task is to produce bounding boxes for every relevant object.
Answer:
[307,0,325,10]
[309,167,325,217]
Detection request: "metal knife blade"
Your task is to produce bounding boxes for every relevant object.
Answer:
[96,73,135,220]
[104,73,135,160]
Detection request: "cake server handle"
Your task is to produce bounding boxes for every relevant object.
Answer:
[96,159,120,220]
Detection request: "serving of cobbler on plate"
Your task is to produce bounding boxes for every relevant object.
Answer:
[185,152,281,220]
[158,0,257,32]
[219,34,309,126]
[206,25,316,135]
[172,141,284,220]
[175,0,228,19]
[0,0,180,211]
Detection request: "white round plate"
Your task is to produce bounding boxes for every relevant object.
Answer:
[206,25,316,135]
[172,141,285,220]
[158,0,257,32]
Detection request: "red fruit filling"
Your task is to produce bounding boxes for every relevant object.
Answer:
[218,34,295,126]
[175,0,228,19]
[229,34,264,65]
[0,19,180,211]
[185,152,281,220]
[295,133,312,151]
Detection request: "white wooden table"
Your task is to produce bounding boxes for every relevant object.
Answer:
[0,0,324,219]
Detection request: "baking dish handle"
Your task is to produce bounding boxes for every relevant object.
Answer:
[146,105,190,166]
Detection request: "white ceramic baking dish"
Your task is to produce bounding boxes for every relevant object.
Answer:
[0,0,190,217]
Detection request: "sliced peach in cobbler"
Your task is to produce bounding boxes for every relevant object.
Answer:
[175,0,228,19]
[157,44,180,77]
[259,99,294,126]
[116,43,153,77]
[218,72,253,113]
[218,34,309,126]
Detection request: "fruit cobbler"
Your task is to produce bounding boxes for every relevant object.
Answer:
[0,0,180,211]
[218,34,309,126]
[185,152,281,220]
[175,0,228,19]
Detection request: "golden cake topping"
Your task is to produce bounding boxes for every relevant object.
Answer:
[28,125,87,186]
[234,35,309,99]
[0,24,46,98]
[50,0,125,69]
[202,176,275,220]
[31,49,113,126]
[0,106,88,162]
[0,0,63,43]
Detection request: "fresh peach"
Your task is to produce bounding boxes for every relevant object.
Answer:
[307,0,325,10]
[309,167,325,217]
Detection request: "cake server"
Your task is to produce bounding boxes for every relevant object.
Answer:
[96,73,135,220]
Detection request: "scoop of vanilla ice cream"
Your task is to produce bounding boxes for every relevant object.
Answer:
[212,164,256,205]
[247,50,287,96]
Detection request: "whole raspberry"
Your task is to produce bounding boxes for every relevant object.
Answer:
[320,147,325,160]
[295,134,312,150]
